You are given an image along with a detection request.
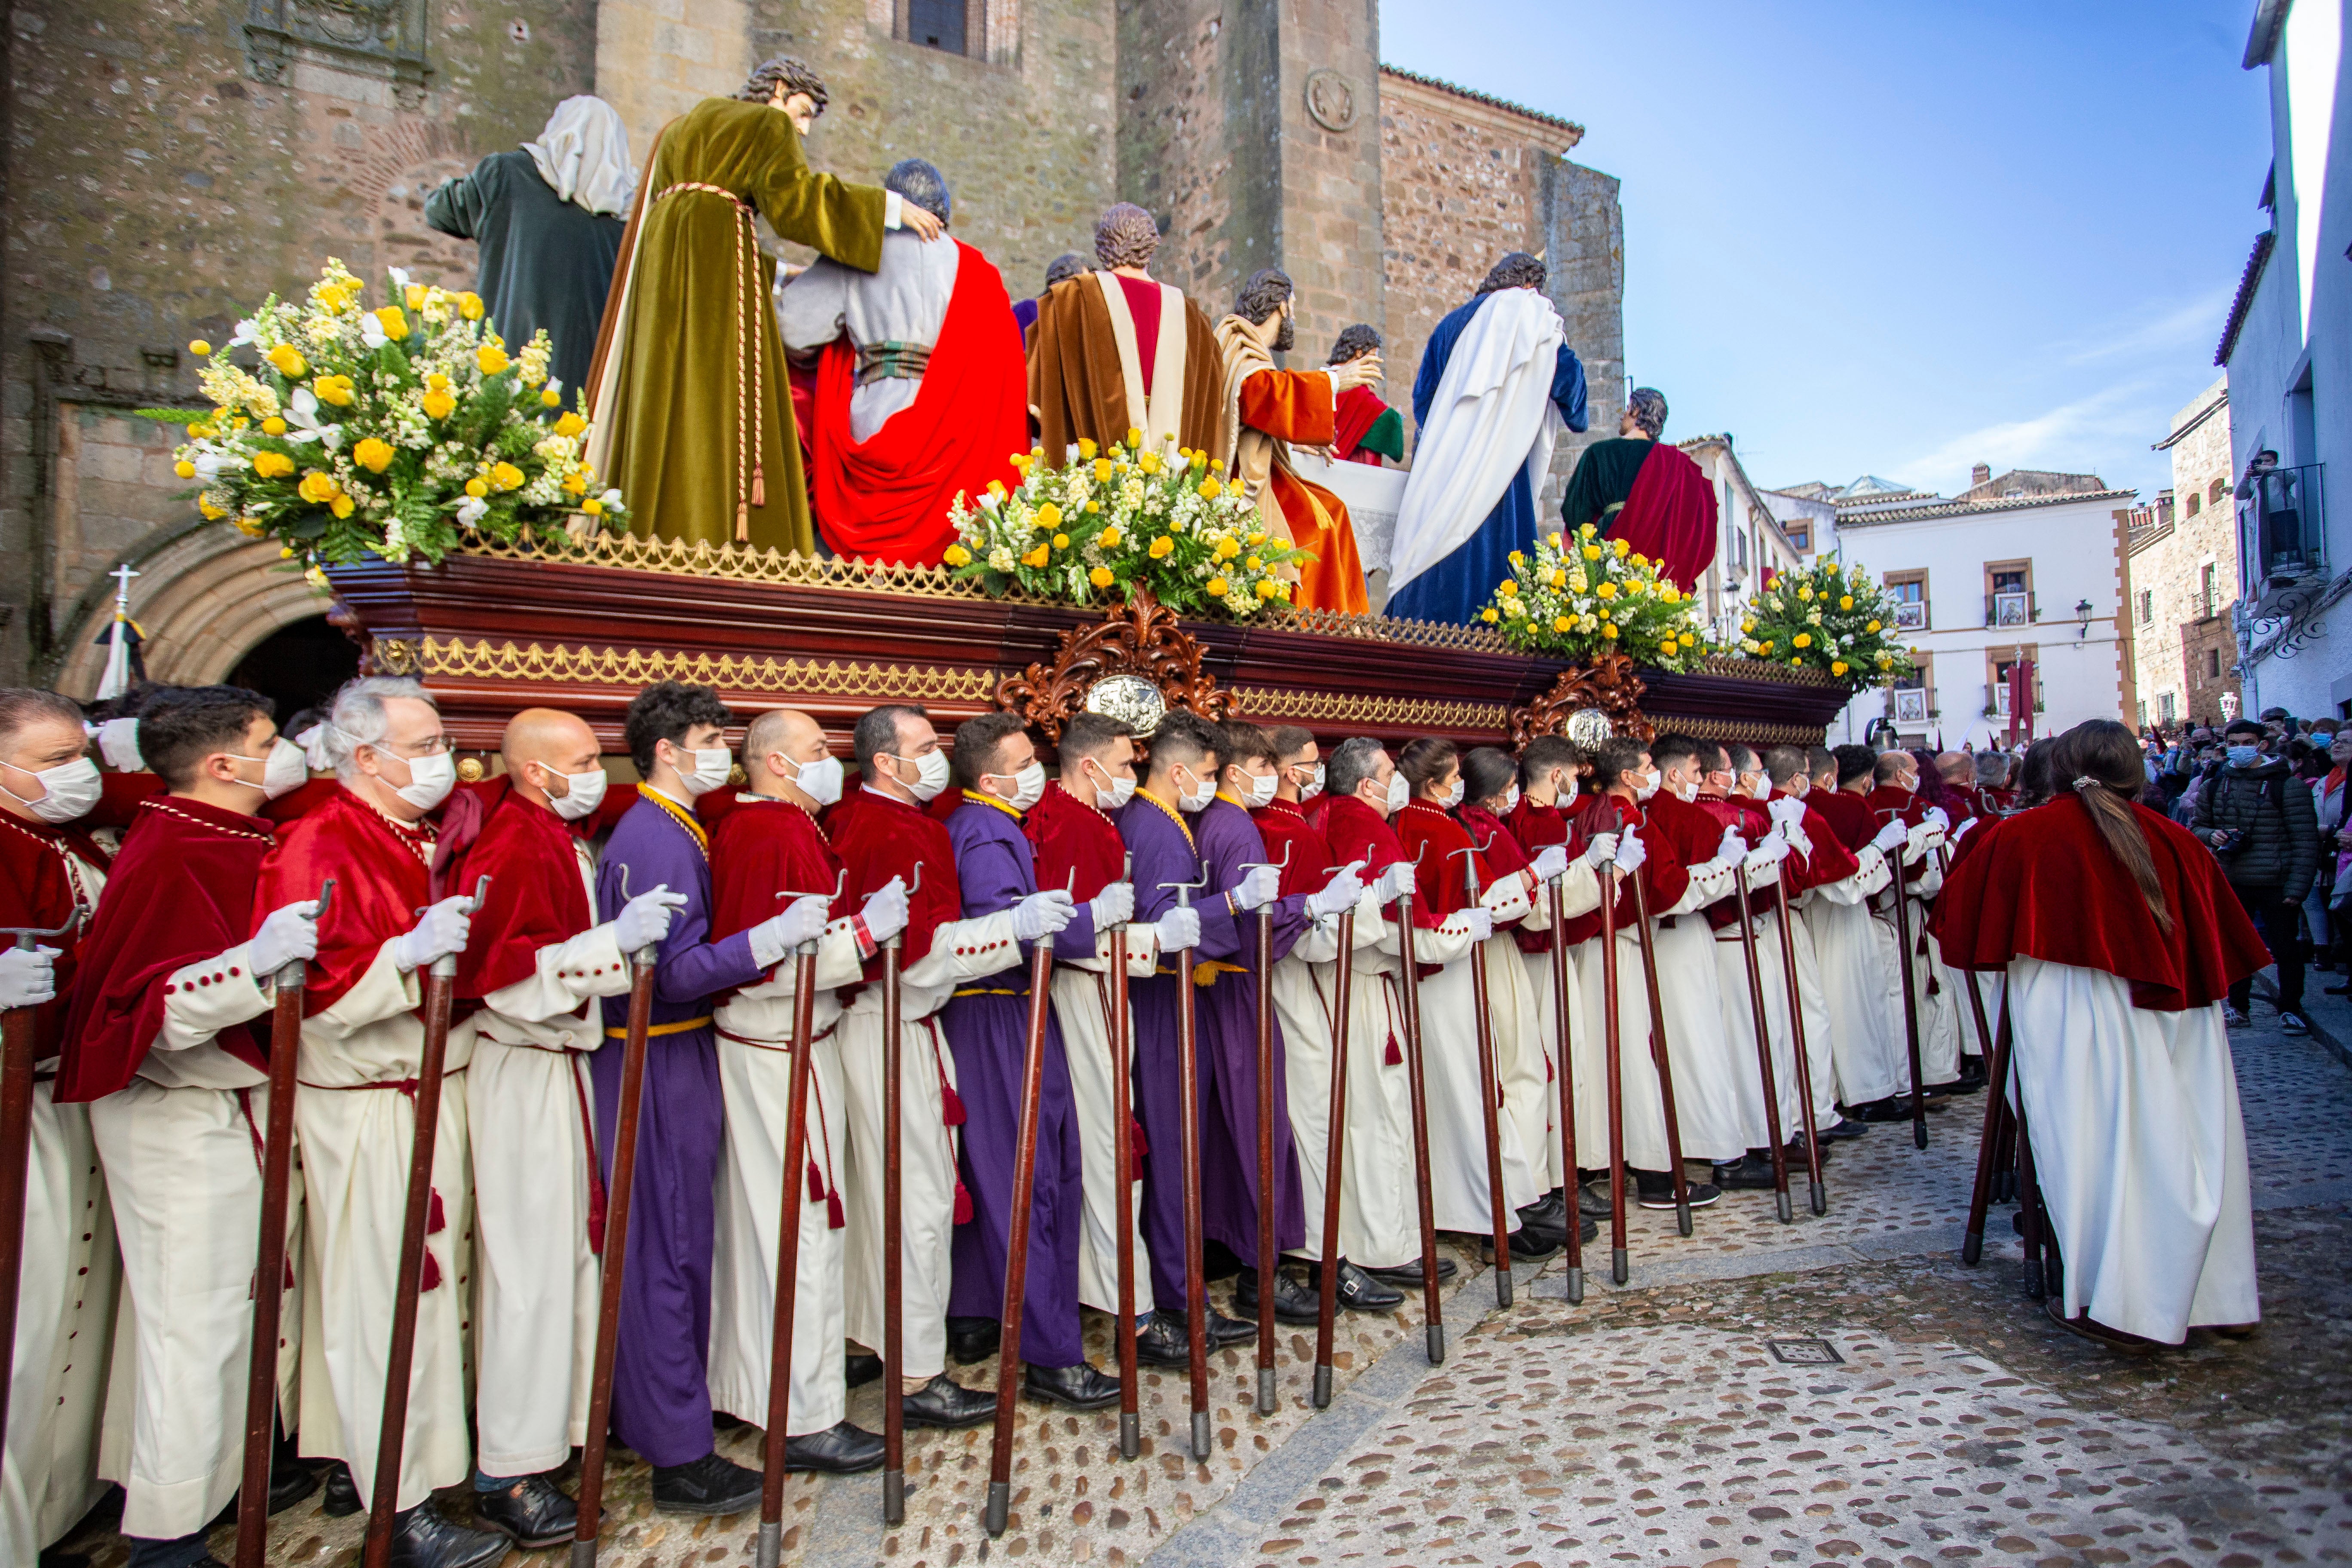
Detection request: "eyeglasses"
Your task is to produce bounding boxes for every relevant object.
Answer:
[375,734,454,757]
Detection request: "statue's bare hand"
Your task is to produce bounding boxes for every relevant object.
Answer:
[901,205,944,242]
[1327,354,1382,393]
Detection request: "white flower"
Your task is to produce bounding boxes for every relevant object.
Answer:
[387,266,413,292]
[545,377,564,397]
[359,314,388,349]
[283,388,343,451]
[230,318,258,347]
[599,487,622,507]
[979,493,1000,512]
[456,496,489,528]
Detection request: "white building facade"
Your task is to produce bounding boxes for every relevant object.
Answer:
[2222,0,2350,723]
[1677,435,1810,644]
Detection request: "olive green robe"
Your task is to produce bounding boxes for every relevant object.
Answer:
[594,98,886,554]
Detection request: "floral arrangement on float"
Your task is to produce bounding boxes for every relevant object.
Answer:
[1732,555,1918,689]
[943,431,1311,621]
[146,258,623,587]
[1476,523,1713,670]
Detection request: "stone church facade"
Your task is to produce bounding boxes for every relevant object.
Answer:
[0,0,1622,696]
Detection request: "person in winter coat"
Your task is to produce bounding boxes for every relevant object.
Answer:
[2193,718,2318,1033]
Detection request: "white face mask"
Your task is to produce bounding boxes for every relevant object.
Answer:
[1296,762,1326,801]
[890,749,952,803]
[1238,770,1278,810]
[1744,773,1770,800]
[1558,771,1579,803]
[1670,777,1700,803]
[387,748,456,813]
[1084,758,1135,811]
[1439,779,1466,810]
[1382,773,1409,815]
[546,765,609,821]
[993,760,1047,813]
[1635,768,1661,802]
[229,736,310,801]
[672,744,732,797]
[4,754,101,824]
[1174,766,1216,813]
[1503,785,1521,814]
[785,753,845,807]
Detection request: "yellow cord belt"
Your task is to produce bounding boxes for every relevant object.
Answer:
[655,180,766,540]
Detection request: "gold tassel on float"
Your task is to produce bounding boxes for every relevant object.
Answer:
[735,499,750,542]
[751,462,764,510]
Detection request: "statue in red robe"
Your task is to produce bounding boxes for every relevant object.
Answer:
[1559,386,1718,591]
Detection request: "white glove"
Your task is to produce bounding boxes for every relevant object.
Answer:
[249,899,323,978]
[1153,905,1202,953]
[1374,861,1416,905]
[1452,908,1494,944]
[394,895,476,973]
[96,716,144,772]
[1871,819,1909,853]
[1742,830,1790,873]
[614,885,689,954]
[1090,881,1136,930]
[1529,844,1570,883]
[861,876,910,946]
[1229,863,1283,913]
[1583,831,1620,868]
[1305,860,1367,920]
[0,945,58,1010]
[1613,829,1648,874]
[1951,815,1980,845]
[1923,805,1951,835]
[1012,888,1078,942]
[1766,795,1806,828]
[1717,824,1748,866]
[1781,821,1814,858]
[751,893,834,967]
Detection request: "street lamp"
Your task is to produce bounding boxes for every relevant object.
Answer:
[2075,597,2095,639]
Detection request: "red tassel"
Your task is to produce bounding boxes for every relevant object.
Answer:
[952,1179,974,1226]
[940,1081,968,1128]
[420,1251,442,1292]
[1130,1117,1149,1162]
[826,1189,845,1230]
[807,1158,827,1204]
[426,1188,446,1235]
[285,1254,297,1292]
[1385,1032,1403,1067]
[587,1183,608,1256]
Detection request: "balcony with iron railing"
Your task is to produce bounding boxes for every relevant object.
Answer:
[2238,462,2327,616]
[1984,590,2038,629]
[1985,680,2046,717]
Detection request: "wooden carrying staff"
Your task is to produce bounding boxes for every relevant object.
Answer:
[1961,975,2012,1268]
[1451,838,1513,1308]
[880,865,919,1523]
[1542,862,1584,1306]
[1390,846,1446,1366]
[1767,873,1828,1218]
[1626,857,1694,1238]
[754,871,850,1565]
[363,876,490,1568]
[1730,857,1794,1224]
[1311,905,1356,1406]
[1877,813,1930,1150]
[234,880,332,1568]
[1107,854,1141,1460]
[1159,868,1213,1460]
[1599,862,1631,1285]
[1241,841,1290,1415]
[984,870,1073,1537]
[0,911,84,1488]
[573,873,661,1568]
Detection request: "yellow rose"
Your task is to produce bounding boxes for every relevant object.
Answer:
[1839,594,1855,610]
[198,496,226,520]
[174,459,197,480]
[580,497,603,516]
[1139,452,1161,474]
[1613,537,1630,557]
[1243,555,1261,571]
[1022,545,1050,568]
[267,343,308,378]
[235,516,263,536]
[297,470,337,504]
[1579,523,1596,538]
[1256,579,1277,599]
[188,338,213,357]
[1865,619,1881,633]
[1078,438,1099,461]
[1596,582,1617,601]
[352,438,395,474]
[1831,660,1849,676]
[1509,550,1526,568]
[1798,586,1813,601]
[1036,502,1062,530]
[251,450,297,479]
[465,476,489,498]
[476,343,509,375]
[1759,640,1775,654]
[987,479,1007,498]
[554,411,587,438]
[459,292,485,321]
[313,375,355,406]
[422,389,456,420]
[489,460,525,491]
[1741,619,1756,633]
[403,283,426,310]
[1191,450,1209,472]
[1096,526,1121,548]
[1206,576,1229,597]
[1553,615,1572,634]
[561,472,587,496]
[1550,569,1568,589]
[1792,632,1812,649]
[1090,566,1115,589]
[1878,653,1894,668]
[329,495,355,520]
[1198,478,1222,500]
[1149,536,1175,560]
[1052,533,1070,549]
[1093,458,1115,482]
[1602,623,1620,639]
[1125,427,1143,450]
[943,544,973,567]
[1582,545,1603,561]
[375,306,409,341]
[1497,579,1519,597]
[1481,607,1500,623]
[1216,537,1241,561]
[1659,587,1679,605]
[1248,531,1268,548]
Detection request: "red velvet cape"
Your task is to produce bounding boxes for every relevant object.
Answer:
[0,811,110,1060]
[1024,784,1129,905]
[1615,440,1718,591]
[252,787,432,1016]
[1809,789,1878,854]
[811,239,1026,566]
[447,784,598,1004]
[711,795,842,949]
[55,798,273,1102]
[1322,795,1441,934]
[1933,794,2269,1011]
[1332,385,1392,464]
[1395,802,1487,921]
[827,788,964,983]
[1251,799,1336,898]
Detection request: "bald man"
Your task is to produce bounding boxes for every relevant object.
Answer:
[449,708,687,1544]
[705,709,906,1473]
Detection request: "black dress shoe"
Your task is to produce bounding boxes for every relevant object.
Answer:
[388,1502,512,1568]
[1329,1259,1404,1312]
[1233,1266,1323,1324]
[1711,1153,1782,1191]
[1206,1307,1259,1348]
[1518,1191,1568,1229]
[1134,1311,1193,1366]
[1361,1255,1457,1286]
[270,1455,322,1514]
[785,1420,886,1474]
[1023,1361,1121,1410]
[321,1463,363,1518]
[946,1315,1001,1365]
[1479,1227,1561,1265]
[649,1451,763,1516]
[845,1350,884,1387]
[473,1473,577,1549]
[1576,1180,1616,1219]
[901,1372,995,1429]
[1817,1116,1870,1142]
[1849,1096,1920,1123]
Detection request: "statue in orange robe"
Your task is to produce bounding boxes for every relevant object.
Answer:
[1213,268,1379,616]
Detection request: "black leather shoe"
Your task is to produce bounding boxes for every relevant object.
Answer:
[269,1456,322,1515]
[785,1420,886,1474]
[1329,1259,1404,1311]
[1362,1255,1457,1287]
[1711,1153,1782,1191]
[946,1315,1000,1365]
[1635,1178,1722,1210]
[321,1463,363,1518]
[388,1503,512,1568]
[1817,1115,1869,1142]
[1479,1227,1561,1265]
[1848,1096,1920,1123]
[1233,1266,1322,1324]
[1518,1191,1568,1230]
[1134,1311,1193,1366]
[1023,1361,1121,1410]
[901,1372,995,1429]
[1576,1180,1616,1219]
[1205,1307,1258,1348]
[845,1350,884,1387]
[649,1451,763,1516]
[473,1473,577,1549]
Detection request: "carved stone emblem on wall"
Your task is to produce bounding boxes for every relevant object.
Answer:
[995,588,1232,741]
[1304,69,1358,134]
[245,0,431,106]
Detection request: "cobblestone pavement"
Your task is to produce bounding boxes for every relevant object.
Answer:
[65,998,2352,1568]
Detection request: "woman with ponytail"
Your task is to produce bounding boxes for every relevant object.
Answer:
[1936,719,2271,1349]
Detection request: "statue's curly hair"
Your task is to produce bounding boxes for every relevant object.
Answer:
[735,56,829,116]
[1232,268,1293,326]
[1094,203,1161,270]
[1476,251,1547,295]
[1626,386,1668,438]
[1326,324,1381,365]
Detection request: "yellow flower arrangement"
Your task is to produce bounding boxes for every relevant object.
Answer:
[1731,556,1915,690]
[1478,528,1710,670]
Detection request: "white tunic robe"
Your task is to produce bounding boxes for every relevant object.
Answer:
[1419,875,1551,1233]
[1048,927,1160,1314]
[2009,956,2258,1342]
[777,229,960,442]
[1340,893,1475,1269]
[1513,865,1601,1190]
[1804,845,1905,1106]
[1706,860,1791,1154]
[458,839,630,1477]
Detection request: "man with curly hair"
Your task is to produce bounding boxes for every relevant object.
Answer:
[1327,325,1405,466]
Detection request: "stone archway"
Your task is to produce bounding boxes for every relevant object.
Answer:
[54,525,337,698]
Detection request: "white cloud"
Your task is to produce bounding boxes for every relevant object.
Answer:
[1898,382,2157,489]
[2054,288,2235,367]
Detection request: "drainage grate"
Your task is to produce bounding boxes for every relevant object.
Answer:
[1766,1337,1844,1366]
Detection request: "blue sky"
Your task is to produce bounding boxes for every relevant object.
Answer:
[1378,0,2275,501]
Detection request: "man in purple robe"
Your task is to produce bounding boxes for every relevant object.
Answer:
[594,681,833,1513]
[939,714,1125,1405]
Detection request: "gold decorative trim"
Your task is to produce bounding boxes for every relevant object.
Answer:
[1669,715,1828,747]
[394,636,1001,702]
[1229,686,1513,733]
[1694,653,1845,689]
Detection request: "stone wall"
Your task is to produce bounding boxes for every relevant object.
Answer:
[2126,374,2241,730]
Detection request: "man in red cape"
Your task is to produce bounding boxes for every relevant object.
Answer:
[1326,325,1405,466]
[53,688,322,1563]
[780,159,1025,565]
[1559,386,1717,591]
